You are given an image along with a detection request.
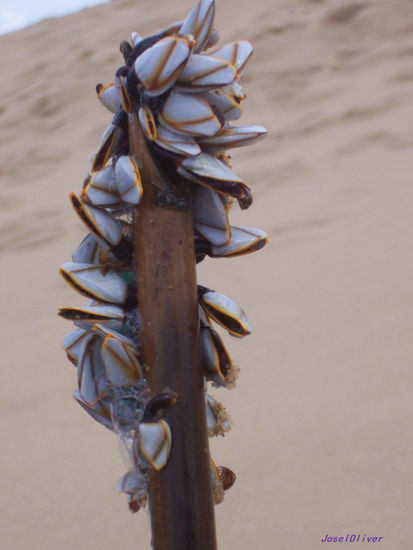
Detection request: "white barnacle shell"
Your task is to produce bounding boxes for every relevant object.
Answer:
[138,419,172,471]
[77,333,108,406]
[211,40,253,77]
[118,75,133,113]
[162,19,183,35]
[116,470,146,495]
[91,123,124,173]
[117,470,148,513]
[176,53,236,92]
[100,332,142,387]
[180,0,215,53]
[209,225,268,258]
[74,389,114,430]
[58,303,125,328]
[199,289,251,337]
[209,456,224,504]
[70,193,123,249]
[200,325,238,388]
[72,233,103,264]
[82,166,119,207]
[154,125,201,157]
[96,81,121,113]
[192,186,230,246]
[130,31,143,47]
[117,470,148,512]
[59,262,128,304]
[206,394,218,434]
[92,321,141,356]
[179,153,242,186]
[62,328,89,366]
[159,90,221,137]
[206,28,219,49]
[203,88,243,121]
[134,36,193,96]
[223,81,246,101]
[92,324,136,348]
[138,105,157,141]
[114,156,143,205]
[178,153,252,209]
[206,394,232,436]
[200,124,267,153]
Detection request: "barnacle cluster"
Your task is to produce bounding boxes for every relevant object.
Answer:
[58,0,267,513]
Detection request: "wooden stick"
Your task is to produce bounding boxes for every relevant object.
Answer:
[129,112,218,550]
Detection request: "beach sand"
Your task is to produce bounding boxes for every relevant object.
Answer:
[0,0,412,548]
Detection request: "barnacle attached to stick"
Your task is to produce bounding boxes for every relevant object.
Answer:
[58,1,267,548]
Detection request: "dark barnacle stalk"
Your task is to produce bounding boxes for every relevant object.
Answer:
[58,1,268,548]
[128,112,217,549]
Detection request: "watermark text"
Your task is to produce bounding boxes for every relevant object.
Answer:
[321,534,383,543]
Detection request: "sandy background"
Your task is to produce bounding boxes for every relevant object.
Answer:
[1,0,412,548]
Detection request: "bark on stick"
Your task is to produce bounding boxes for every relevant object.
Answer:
[129,112,218,550]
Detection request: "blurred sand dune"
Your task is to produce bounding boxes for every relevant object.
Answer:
[0,1,412,549]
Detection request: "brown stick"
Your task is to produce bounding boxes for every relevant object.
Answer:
[129,112,218,550]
